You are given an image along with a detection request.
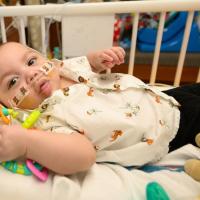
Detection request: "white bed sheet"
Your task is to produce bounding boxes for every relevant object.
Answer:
[0,144,199,200]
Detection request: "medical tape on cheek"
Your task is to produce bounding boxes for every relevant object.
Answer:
[10,86,30,107]
[39,61,54,75]
[27,61,54,85]
[9,61,55,107]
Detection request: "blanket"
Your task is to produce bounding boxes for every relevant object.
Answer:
[0,144,199,200]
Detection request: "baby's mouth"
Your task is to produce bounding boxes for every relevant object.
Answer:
[38,79,52,96]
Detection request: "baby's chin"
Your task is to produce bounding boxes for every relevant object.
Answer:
[17,84,54,109]
[18,101,41,110]
[17,95,48,110]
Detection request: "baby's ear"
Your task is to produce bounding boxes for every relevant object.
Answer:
[195,133,200,147]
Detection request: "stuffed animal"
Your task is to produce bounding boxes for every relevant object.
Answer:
[184,133,200,181]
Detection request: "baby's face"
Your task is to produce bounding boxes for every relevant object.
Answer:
[0,42,61,109]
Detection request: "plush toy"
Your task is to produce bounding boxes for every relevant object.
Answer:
[184,133,200,181]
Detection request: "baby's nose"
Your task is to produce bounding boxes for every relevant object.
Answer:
[26,70,40,84]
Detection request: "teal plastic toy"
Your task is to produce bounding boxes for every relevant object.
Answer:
[146,182,170,200]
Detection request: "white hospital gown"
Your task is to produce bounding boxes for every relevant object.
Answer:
[33,56,180,166]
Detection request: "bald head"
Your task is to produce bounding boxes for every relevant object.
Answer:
[0,42,26,50]
[0,42,42,55]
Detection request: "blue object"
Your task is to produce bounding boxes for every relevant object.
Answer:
[146,182,170,200]
[139,165,184,173]
[119,38,131,49]
[138,12,188,44]
[137,12,200,52]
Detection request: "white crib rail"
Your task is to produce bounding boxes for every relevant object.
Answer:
[0,0,199,86]
[128,12,139,75]
[18,17,26,45]
[41,16,46,57]
[0,17,6,43]
[174,11,195,86]
[0,0,199,16]
[150,12,166,85]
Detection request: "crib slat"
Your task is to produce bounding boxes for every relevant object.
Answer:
[174,11,194,86]
[196,68,200,83]
[128,12,139,75]
[150,12,166,85]
[19,17,26,45]
[41,16,46,56]
[0,17,7,43]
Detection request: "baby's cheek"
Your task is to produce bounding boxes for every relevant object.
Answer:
[8,83,30,108]
[16,92,44,109]
[48,70,61,91]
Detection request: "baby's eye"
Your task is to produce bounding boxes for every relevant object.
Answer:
[8,77,19,89]
[27,57,36,66]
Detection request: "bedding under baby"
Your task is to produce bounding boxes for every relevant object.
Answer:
[0,144,199,200]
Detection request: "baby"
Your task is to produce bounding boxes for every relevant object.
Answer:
[0,42,198,175]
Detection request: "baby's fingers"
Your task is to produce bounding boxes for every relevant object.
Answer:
[102,60,115,69]
[99,52,114,63]
[102,49,121,64]
[111,47,125,63]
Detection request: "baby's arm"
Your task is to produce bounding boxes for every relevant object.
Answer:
[87,46,125,72]
[0,125,96,175]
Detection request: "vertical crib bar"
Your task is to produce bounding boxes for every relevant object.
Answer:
[0,17,7,43]
[128,12,139,75]
[149,12,166,85]
[196,68,200,82]
[19,17,26,45]
[174,11,194,86]
[41,16,46,56]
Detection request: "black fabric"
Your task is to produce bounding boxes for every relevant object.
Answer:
[163,83,200,151]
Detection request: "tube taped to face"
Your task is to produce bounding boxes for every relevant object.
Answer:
[11,86,30,107]
[10,61,54,108]
[39,61,54,75]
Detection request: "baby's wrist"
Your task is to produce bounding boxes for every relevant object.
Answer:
[20,128,30,158]
[87,54,102,73]
[21,128,40,159]
[23,129,36,159]
[86,53,95,67]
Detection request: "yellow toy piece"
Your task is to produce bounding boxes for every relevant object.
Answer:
[22,110,41,129]
[184,133,200,182]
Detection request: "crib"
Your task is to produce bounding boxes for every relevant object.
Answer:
[0,1,200,200]
[0,0,200,86]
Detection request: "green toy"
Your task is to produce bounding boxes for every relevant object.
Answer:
[146,181,170,200]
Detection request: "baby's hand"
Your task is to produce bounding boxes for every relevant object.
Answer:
[87,46,125,72]
[0,125,27,162]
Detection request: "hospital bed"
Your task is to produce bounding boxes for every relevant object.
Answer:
[0,1,200,200]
